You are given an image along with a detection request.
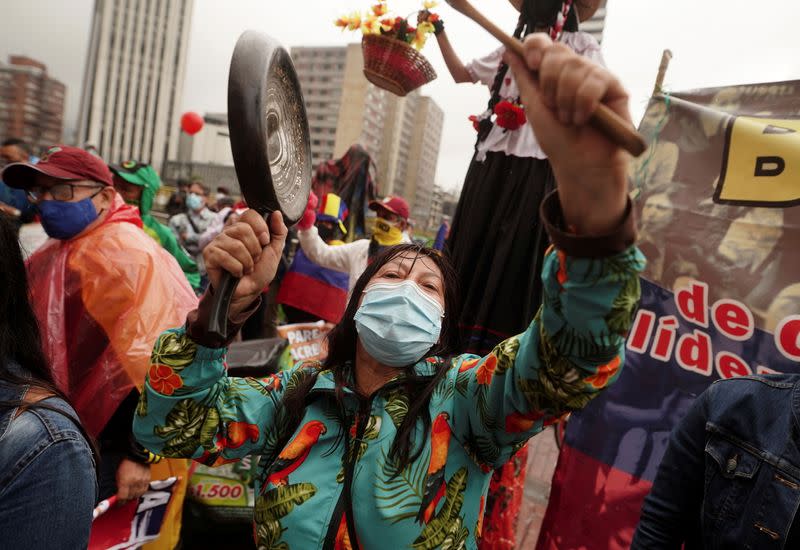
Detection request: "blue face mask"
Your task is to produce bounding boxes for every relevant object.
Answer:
[354,280,444,367]
[186,192,203,211]
[37,197,99,240]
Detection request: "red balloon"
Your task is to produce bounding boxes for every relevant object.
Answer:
[181,112,204,135]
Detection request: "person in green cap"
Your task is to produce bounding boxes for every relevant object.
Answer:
[110,161,201,291]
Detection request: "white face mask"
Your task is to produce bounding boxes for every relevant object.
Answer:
[354,280,444,367]
[186,193,204,211]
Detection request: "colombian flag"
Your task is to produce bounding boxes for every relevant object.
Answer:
[277,249,349,323]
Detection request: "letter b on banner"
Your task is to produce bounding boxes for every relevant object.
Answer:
[715,117,800,207]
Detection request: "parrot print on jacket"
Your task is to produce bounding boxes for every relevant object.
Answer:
[416,412,452,524]
[134,204,645,550]
[267,420,327,487]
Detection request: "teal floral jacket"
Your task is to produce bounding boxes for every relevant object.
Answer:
[134,198,645,550]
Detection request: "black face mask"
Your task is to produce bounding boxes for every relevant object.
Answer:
[317,224,338,242]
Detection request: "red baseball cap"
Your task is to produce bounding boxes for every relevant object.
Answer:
[369,195,410,221]
[2,145,114,189]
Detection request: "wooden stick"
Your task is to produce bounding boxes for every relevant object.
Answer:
[445,0,647,157]
[652,49,673,97]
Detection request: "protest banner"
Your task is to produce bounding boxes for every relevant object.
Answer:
[537,80,800,548]
[89,478,178,550]
[276,320,335,369]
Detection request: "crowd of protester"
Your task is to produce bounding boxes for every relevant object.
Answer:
[0,2,795,549]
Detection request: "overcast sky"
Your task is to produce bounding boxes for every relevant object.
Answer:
[2,0,799,191]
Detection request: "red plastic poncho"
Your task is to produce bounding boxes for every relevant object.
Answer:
[26,195,198,436]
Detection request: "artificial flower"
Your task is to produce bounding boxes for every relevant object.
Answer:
[346,11,362,31]
[372,1,388,16]
[335,2,437,50]
[468,115,481,132]
[494,100,527,131]
[418,20,434,34]
[412,22,434,49]
[362,16,382,34]
[379,16,395,32]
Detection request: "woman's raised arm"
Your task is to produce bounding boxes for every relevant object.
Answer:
[448,33,645,466]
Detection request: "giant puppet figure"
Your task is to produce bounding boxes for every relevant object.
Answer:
[425,1,604,546]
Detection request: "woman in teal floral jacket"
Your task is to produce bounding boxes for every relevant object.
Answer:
[135,34,645,550]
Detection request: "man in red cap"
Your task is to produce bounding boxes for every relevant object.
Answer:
[2,145,197,549]
[296,193,411,293]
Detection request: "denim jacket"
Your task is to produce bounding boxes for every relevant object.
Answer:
[0,371,97,550]
[634,375,800,549]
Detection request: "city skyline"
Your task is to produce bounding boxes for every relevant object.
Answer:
[1,0,800,192]
[77,0,194,171]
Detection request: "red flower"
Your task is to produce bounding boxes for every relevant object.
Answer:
[372,2,387,16]
[585,356,622,389]
[476,354,498,385]
[493,100,526,131]
[148,364,183,395]
[468,115,480,132]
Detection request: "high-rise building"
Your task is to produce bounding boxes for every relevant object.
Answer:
[77,0,194,170]
[405,96,443,226]
[426,186,446,233]
[291,46,349,168]
[0,56,65,154]
[373,92,443,228]
[332,44,389,164]
[292,44,444,230]
[377,91,417,201]
[581,0,608,44]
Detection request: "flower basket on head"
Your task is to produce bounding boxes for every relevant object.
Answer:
[362,34,436,96]
[336,1,440,96]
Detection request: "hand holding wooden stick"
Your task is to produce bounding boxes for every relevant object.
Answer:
[444,0,647,157]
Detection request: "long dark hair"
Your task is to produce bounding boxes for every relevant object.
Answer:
[477,0,580,145]
[281,244,461,471]
[0,214,98,458]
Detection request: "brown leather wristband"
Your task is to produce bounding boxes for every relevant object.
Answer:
[541,190,637,258]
